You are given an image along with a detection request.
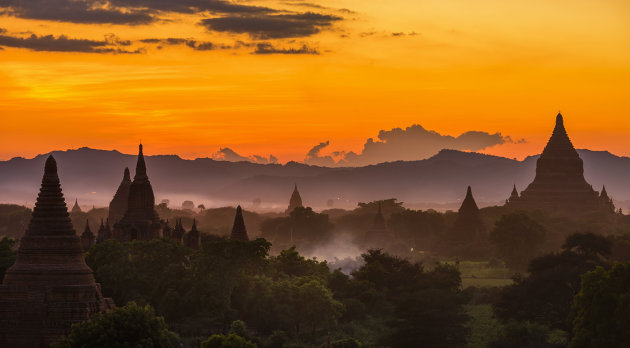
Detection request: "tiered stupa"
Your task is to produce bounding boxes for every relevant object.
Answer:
[113,144,162,241]
[506,113,612,213]
[364,203,391,248]
[108,167,131,224]
[185,218,200,249]
[80,219,95,251]
[285,184,303,214]
[230,206,249,241]
[0,156,113,347]
[71,198,82,214]
[451,186,485,243]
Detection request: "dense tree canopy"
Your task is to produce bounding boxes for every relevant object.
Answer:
[52,302,179,348]
[490,212,546,270]
[570,262,630,348]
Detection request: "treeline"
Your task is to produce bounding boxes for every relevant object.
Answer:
[79,237,466,347]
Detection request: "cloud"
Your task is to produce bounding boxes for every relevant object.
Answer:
[0,0,154,25]
[253,42,318,54]
[304,124,521,167]
[0,32,141,53]
[201,12,342,39]
[139,38,220,50]
[304,141,337,166]
[212,147,278,164]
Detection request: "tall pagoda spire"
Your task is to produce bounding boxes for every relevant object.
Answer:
[81,219,95,251]
[459,186,479,215]
[185,218,200,249]
[0,156,113,346]
[114,144,161,241]
[71,198,82,214]
[286,184,303,214]
[507,113,608,214]
[230,205,249,241]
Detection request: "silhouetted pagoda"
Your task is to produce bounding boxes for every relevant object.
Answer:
[231,206,249,241]
[507,184,519,204]
[71,198,82,214]
[285,184,303,214]
[450,186,485,244]
[113,144,162,241]
[80,219,95,251]
[185,218,200,249]
[0,156,113,347]
[506,113,613,214]
[108,167,131,224]
[171,219,185,243]
[97,218,112,242]
[364,203,391,247]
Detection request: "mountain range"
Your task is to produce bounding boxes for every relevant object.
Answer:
[1,147,629,211]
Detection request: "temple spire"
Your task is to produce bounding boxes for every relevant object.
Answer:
[124,167,131,181]
[230,205,249,241]
[72,198,82,214]
[24,156,76,236]
[135,143,148,181]
[459,186,479,214]
[601,185,609,199]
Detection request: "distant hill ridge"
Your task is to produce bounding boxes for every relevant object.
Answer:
[1,147,629,210]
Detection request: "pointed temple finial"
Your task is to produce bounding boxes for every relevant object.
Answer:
[601,185,609,199]
[286,184,303,214]
[556,112,563,127]
[231,205,249,241]
[72,198,82,213]
[459,186,479,214]
[124,167,131,181]
[135,143,148,180]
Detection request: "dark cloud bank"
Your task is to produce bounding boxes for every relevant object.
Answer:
[304,124,524,167]
[0,29,140,53]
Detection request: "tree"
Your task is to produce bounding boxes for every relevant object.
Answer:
[352,250,469,347]
[198,204,206,212]
[201,334,256,348]
[493,233,611,331]
[488,321,565,348]
[570,263,630,348]
[52,302,179,348]
[490,212,546,270]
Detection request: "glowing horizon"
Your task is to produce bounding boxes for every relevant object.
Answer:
[1,0,628,164]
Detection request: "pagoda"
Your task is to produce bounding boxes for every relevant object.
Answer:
[80,219,95,251]
[451,186,485,243]
[0,156,113,347]
[364,203,391,248]
[185,218,200,249]
[285,184,303,214]
[108,167,131,224]
[506,113,612,213]
[71,198,82,214]
[113,144,162,241]
[230,206,249,241]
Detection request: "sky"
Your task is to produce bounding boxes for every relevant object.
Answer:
[0,0,628,165]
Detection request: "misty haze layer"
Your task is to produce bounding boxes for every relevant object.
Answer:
[1,147,628,211]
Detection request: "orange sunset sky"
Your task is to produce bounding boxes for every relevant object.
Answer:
[0,0,628,164]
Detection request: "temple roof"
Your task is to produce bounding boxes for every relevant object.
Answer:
[230,205,249,241]
[71,198,82,213]
[540,113,580,159]
[26,156,77,236]
[458,186,479,215]
[3,155,96,286]
[82,220,94,238]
